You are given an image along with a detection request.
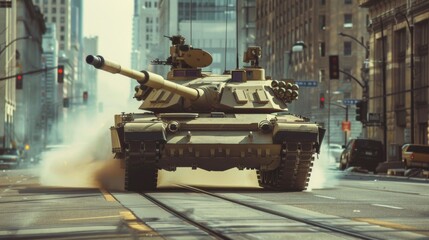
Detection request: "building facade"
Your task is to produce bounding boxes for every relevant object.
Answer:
[0,0,44,152]
[360,0,429,160]
[237,0,256,56]
[130,0,160,96]
[41,23,60,144]
[255,0,370,145]
[0,1,18,148]
[82,36,98,107]
[34,0,71,51]
[15,0,46,157]
[34,0,85,144]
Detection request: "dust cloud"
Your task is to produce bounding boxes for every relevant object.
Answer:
[307,143,341,190]
[37,111,125,191]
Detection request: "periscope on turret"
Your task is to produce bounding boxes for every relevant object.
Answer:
[86,35,325,192]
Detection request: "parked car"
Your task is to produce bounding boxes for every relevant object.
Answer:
[328,143,344,163]
[402,144,429,169]
[0,148,23,169]
[339,139,384,172]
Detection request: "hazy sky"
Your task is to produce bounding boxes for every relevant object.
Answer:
[83,0,133,65]
[82,0,135,110]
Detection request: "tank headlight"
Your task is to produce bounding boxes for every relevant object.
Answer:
[167,121,180,133]
[259,120,273,133]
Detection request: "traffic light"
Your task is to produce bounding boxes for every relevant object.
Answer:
[319,93,325,109]
[83,91,88,104]
[355,100,368,122]
[16,74,23,89]
[329,55,340,79]
[57,65,64,83]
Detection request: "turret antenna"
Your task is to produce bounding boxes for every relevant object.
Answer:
[223,0,229,73]
[235,0,239,69]
[190,0,193,45]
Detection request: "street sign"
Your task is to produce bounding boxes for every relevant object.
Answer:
[368,113,381,123]
[343,98,360,105]
[342,121,351,132]
[295,80,318,87]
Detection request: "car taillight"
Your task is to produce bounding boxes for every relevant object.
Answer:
[411,153,414,160]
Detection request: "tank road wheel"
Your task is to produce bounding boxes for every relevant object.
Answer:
[257,142,315,191]
[125,157,158,192]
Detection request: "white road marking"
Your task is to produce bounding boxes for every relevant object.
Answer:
[314,195,336,200]
[372,204,403,210]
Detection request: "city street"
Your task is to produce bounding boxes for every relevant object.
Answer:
[0,165,428,239]
[2,0,429,239]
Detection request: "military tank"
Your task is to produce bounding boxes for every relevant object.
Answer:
[86,35,325,192]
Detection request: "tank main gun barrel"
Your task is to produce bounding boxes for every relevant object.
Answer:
[86,55,200,101]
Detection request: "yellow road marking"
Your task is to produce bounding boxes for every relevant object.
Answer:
[100,188,116,202]
[120,211,158,235]
[353,218,419,231]
[61,215,121,221]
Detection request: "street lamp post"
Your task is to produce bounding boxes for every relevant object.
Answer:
[395,12,414,144]
[339,32,370,101]
[0,36,32,57]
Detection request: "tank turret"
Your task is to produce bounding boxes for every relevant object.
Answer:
[86,35,325,192]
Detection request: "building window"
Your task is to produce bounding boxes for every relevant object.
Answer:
[415,20,428,105]
[60,7,65,13]
[52,7,56,13]
[60,26,65,32]
[60,35,64,41]
[52,0,56,3]
[319,15,326,30]
[52,17,56,22]
[319,42,325,57]
[344,0,352,4]
[61,0,65,4]
[344,41,352,56]
[344,14,353,28]
[320,0,326,5]
[60,17,65,23]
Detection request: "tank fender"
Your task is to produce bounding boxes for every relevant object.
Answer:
[124,122,167,142]
[272,123,319,144]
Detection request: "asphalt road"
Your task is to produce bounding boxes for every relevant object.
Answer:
[0,166,428,239]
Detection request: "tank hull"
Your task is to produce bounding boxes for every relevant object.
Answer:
[112,112,324,191]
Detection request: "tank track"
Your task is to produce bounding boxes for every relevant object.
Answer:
[257,142,315,191]
[124,141,162,192]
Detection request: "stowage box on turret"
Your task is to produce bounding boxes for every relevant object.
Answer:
[86,35,325,191]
